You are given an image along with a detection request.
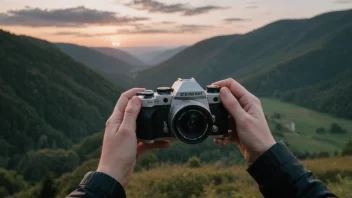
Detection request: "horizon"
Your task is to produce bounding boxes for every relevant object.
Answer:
[0,0,352,48]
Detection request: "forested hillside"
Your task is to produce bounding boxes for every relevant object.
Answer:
[136,9,352,119]
[56,43,137,88]
[93,47,146,67]
[0,30,120,172]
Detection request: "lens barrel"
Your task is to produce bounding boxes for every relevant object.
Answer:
[169,100,213,144]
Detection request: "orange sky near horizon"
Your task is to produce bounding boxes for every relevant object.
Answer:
[0,0,351,47]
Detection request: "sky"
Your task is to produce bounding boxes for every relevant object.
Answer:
[0,0,351,47]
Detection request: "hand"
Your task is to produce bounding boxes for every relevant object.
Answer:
[97,88,170,187]
[212,79,276,163]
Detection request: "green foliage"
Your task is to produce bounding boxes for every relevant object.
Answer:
[329,123,347,134]
[56,43,137,88]
[136,10,352,121]
[39,172,57,198]
[55,159,99,198]
[342,141,352,156]
[275,123,283,131]
[0,168,27,197]
[316,127,326,134]
[73,132,103,163]
[271,112,282,120]
[187,156,201,168]
[0,30,120,170]
[136,153,158,170]
[18,149,79,182]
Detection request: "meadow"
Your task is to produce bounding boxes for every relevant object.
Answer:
[261,98,352,153]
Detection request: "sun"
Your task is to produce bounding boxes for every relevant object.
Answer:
[112,41,121,47]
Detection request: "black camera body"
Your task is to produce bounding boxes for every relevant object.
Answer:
[136,78,228,144]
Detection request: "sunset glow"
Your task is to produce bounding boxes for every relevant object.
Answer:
[0,0,351,47]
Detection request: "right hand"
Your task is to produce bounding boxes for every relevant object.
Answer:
[212,78,276,163]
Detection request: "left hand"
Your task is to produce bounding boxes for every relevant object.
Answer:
[97,88,170,187]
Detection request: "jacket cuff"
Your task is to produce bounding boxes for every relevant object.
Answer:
[247,141,294,186]
[80,171,126,198]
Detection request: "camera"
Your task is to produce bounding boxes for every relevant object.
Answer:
[136,78,228,144]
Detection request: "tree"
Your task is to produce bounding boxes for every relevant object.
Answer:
[0,168,27,197]
[316,152,330,158]
[39,172,57,198]
[329,123,347,134]
[271,112,281,120]
[341,140,352,156]
[19,149,79,181]
[187,156,201,168]
[316,127,326,134]
[137,153,158,170]
[275,123,283,131]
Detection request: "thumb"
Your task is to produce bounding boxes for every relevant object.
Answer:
[220,87,246,120]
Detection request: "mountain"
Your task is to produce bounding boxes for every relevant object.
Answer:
[148,46,188,66]
[92,47,146,67]
[56,43,138,88]
[122,46,187,66]
[56,43,136,74]
[0,30,121,170]
[136,9,352,119]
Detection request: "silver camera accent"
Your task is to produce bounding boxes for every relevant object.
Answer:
[136,78,227,144]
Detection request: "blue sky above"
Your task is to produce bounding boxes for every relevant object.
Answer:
[0,0,351,47]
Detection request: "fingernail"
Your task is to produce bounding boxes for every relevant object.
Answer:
[131,96,141,105]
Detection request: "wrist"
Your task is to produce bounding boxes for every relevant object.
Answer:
[97,165,126,187]
[249,138,276,164]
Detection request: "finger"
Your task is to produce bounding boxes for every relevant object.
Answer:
[222,137,232,146]
[119,96,141,134]
[137,141,171,158]
[212,78,250,99]
[228,130,240,145]
[112,88,145,124]
[220,87,247,120]
[228,115,236,131]
[214,138,223,145]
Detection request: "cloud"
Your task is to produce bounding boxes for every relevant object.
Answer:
[125,0,228,16]
[333,0,352,3]
[117,24,213,34]
[52,31,94,37]
[0,6,149,27]
[223,18,251,23]
[246,5,259,9]
[52,24,213,36]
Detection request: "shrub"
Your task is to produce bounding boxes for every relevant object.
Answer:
[187,156,201,168]
[341,140,352,156]
[271,112,281,120]
[316,152,330,158]
[329,123,347,134]
[19,149,79,181]
[275,123,283,131]
[316,127,326,134]
[137,153,158,170]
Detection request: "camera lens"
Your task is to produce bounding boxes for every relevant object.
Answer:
[177,109,209,139]
[169,101,213,144]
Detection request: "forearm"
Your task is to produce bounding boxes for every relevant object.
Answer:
[247,141,336,198]
[67,172,126,198]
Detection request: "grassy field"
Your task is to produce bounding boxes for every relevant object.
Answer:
[124,156,352,198]
[261,98,352,153]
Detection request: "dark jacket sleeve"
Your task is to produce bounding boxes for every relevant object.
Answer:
[67,171,126,198]
[247,141,336,198]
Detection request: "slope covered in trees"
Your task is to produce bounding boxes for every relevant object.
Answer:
[56,43,137,88]
[0,30,120,170]
[93,47,146,67]
[136,9,352,119]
